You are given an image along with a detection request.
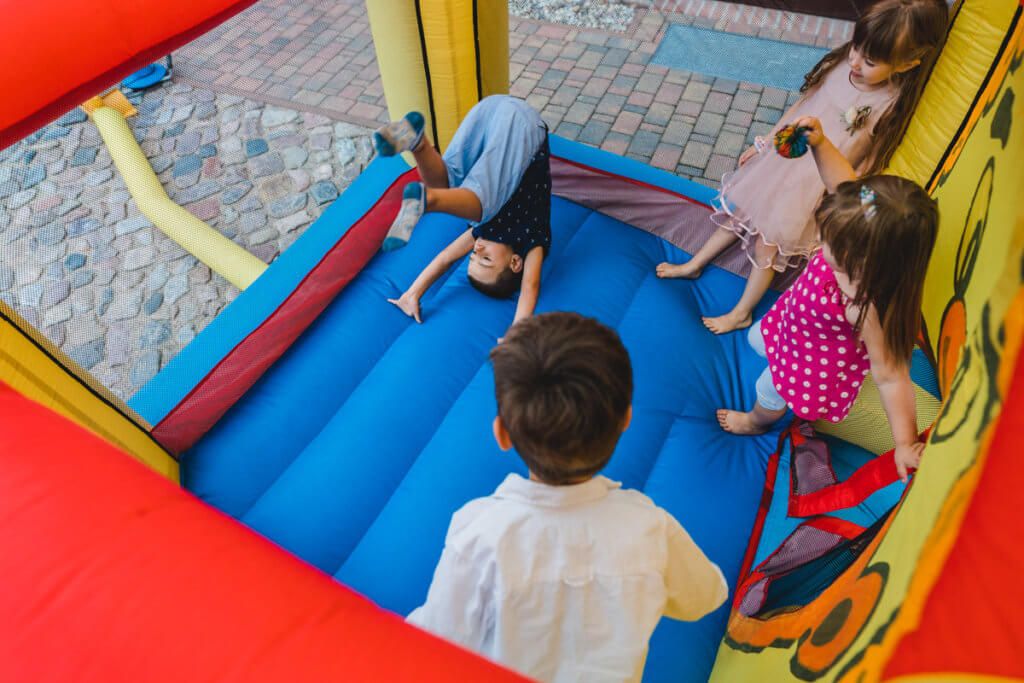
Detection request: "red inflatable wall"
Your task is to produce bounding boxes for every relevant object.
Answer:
[0,386,527,683]
[0,0,259,149]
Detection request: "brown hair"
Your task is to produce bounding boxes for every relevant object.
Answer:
[801,0,949,175]
[816,174,938,364]
[490,312,633,485]
[469,266,522,299]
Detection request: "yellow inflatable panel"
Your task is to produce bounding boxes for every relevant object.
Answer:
[887,0,1017,189]
[0,302,178,480]
[367,0,509,152]
[91,107,267,290]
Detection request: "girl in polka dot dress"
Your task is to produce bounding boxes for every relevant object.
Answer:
[718,130,939,482]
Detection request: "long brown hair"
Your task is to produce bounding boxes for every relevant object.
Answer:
[816,175,938,364]
[801,0,949,175]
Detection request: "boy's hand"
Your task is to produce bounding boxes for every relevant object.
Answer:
[793,116,826,147]
[893,441,924,483]
[387,291,422,323]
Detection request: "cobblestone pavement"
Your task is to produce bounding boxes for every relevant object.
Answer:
[180,0,850,186]
[0,83,372,401]
[0,0,850,403]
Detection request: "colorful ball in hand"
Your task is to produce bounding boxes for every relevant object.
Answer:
[774,125,810,159]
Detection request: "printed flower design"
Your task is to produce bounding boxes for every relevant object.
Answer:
[840,105,873,134]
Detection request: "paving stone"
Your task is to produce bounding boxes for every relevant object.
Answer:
[246,138,270,157]
[760,87,789,110]
[311,181,338,205]
[131,350,161,387]
[146,263,170,292]
[705,92,733,115]
[41,126,71,141]
[70,269,95,288]
[41,280,70,307]
[115,214,151,236]
[8,189,36,210]
[754,106,782,124]
[106,290,143,321]
[222,181,253,205]
[282,146,309,169]
[644,103,674,127]
[577,119,611,146]
[69,339,105,371]
[150,155,173,174]
[694,112,725,137]
[197,144,217,159]
[239,211,268,234]
[681,140,713,168]
[0,266,12,291]
[177,179,221,204]
[712,78,740,94]
[288,170,311,193]
[57,109,88,126]
[636,73,663,94]
[250,153,285,178]
[22,165,46,189]
[177,131,202,155]
[262,107,299,128]
[170,105,195,124]
[276,210,311,233]
[19,283,43,308]
[163,122,186,138]
[139,320,171,349]
[42,301,72,327]
[173,155,202,177]
[682,81,712,103]
[564,101,595,125]
[249,227,279,245]
[124,246,157,271]
[714,131,747,157]
[627,130,660,158]
[189,197,220,222]
[37,223,66,247]
[67,217,100,237]
[164,273,189,304]
[335,138,357,166]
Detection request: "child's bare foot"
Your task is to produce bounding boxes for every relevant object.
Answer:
[702,310,753,335]
[716,409,768,435]
[656,261,703,279]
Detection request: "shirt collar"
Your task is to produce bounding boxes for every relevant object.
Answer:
[494,473,621,508]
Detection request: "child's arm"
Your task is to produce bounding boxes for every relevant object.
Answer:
[388,229,475,323]
[795,116,858,193]
[861,305,925,482]
[407,545,491,650]
[511,246,544,325]
[663,514,729,621]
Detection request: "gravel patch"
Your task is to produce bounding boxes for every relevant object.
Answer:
[510,0,635,32]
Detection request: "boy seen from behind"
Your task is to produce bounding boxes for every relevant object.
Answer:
[408,312,728,683]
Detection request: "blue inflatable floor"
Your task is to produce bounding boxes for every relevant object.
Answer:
[181,155,784,682]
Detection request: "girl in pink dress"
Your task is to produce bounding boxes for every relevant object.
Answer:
[717,118,939,482]
[656,0,948,336]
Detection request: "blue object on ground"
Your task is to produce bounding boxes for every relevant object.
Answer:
[652,23,828,91]
[158,137,786,683]
[122,61,171,90]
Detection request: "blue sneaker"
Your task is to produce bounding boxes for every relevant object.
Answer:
[373,112,425,157]
[381,182,426,252]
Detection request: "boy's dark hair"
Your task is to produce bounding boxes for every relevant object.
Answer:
[469,266,523,299]
[490,312,633,485]
[816,174,938,364]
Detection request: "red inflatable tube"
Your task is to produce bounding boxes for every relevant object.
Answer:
[0,385,528,683]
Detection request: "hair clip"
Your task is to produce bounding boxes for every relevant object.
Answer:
[860,185,877,220]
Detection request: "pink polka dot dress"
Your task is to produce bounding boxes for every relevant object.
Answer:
[759,252,870,423]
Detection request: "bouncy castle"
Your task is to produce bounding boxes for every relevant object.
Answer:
[0,0,1022,681]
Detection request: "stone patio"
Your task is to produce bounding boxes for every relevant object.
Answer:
[0,0,851,402]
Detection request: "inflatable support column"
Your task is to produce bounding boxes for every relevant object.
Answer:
[366,0,509,151]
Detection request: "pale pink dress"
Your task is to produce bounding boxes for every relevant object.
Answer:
[760,253,871,423]
[714,61,898,272]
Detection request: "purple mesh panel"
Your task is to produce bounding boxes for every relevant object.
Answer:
[759,525,845,576]
[550,158,802,291]
[792,437,838,496]
[739,578,769,616]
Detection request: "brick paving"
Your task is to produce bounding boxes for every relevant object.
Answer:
[180,0,850,187]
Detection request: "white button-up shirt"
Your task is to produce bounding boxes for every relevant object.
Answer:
[408,474,728,682]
